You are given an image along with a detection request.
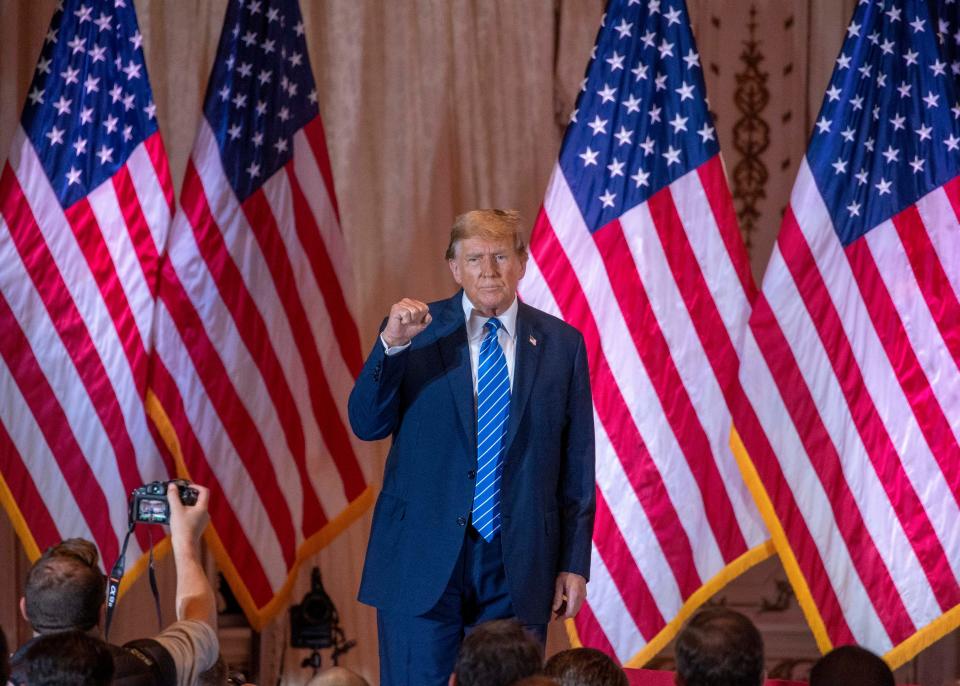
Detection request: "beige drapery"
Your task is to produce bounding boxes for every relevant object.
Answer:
[1,1,893,684]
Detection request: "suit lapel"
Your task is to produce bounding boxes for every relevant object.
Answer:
[504,303,540,458]
[431,292,476,452]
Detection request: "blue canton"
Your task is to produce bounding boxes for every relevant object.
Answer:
[22,0,159,209]
[806,0,960,246]
[204,0,319,202]
[558,0,718,233]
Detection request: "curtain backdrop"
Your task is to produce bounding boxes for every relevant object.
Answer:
[0,1,876,684]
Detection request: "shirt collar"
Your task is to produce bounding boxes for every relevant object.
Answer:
[461,292,519,341]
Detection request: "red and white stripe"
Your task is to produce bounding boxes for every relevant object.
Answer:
[150,117,369,614]
[736,158,960,655]
[0,126,175,567]
[520,155,768,664]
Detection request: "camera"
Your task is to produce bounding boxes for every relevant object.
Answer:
[129,479,199,525]
[290,567,335,649]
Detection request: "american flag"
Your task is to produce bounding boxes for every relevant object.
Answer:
[732,0,960,667]
[0,0,173,569]
[518,0,769,665]
[147,0,371,627]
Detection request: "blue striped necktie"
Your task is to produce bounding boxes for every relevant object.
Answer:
[471,317,510,542]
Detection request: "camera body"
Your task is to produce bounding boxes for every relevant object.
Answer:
[289,568,334,649]
[129,479,199,525]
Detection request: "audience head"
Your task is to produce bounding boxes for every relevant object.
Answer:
[809,645,894,686]
[20,630,114,686]
[198,654,229,685]
[22,538,105,633]
[307,665,370,686]
[450,619,543,686]
[675,607,764,686]
[513,677,559,686]
[543,647,627,686]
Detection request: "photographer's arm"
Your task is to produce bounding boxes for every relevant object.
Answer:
[167,483,217,629]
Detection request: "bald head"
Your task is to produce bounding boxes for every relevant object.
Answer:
[307,666,369,686]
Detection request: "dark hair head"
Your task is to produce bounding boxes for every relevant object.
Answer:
[675,607,764,686]
[809,645,894,686]
[543,647,628,686]
[513,677,559,686]
[453,619,543,686]
[24,538,106,633]
[21,630,114,686]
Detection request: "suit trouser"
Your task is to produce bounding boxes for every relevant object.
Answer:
[376,527,547,686]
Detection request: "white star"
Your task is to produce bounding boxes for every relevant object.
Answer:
[129,30,143,50]
[658,39,674,58]
[144,101,156,120]
[897,81,912,98]
[252,131,264,147]
[903,49,920,66]
[580,147,599,166]
[876,73,887,88]
[82,74,100,95]
[841,126,856,142]
[278,106,290,121]
[261,39,276,54]
[28,87,44,105]
[242,31,257,47]
[880,38,895,55]
[308,89,318,105]
[669,113,689,133]
[66,166,82,186]
[289,51,303,68]
[872,106,880,121]
[640,30,656,49]
[123,60,142,80]
[267,7,280,22]
[890,113,906,131]
[45,126,65,146]
[569,108,578,123]
[74,3,92,22]
[847,21,861,38]
[232,93,247,109]
[597,83,617,103]
[252,100,265,117]
[881,145,899,163]
[599,190,617,208]
[931,59,948,76]
[875,178,892,195]
[614,126,633,146]
[858,63,873,79]
[103,114,119,134]
[886,6,902,21]
[954,103,960,119]
[89,44,107,63]
[588,115,608,135]
[246,161,261,178]
[640,136,656,156]
[67,35,86,55]
[826,84,842,102]
[122,124,133,142]
[631,168,650,188]
[911,16,926,32]
[649,105,662,123]
[96,144,114,165]
[915,123,933,141]
[61,65,80,85]
[816,116,831,133]
[295,20,305,36]
[662,145,681,166]
[52,95,71,116]
[248,0,262,13]
[864,137,875,152]
[72,136,87,155]
[836,53,851,70]
[924,91,940,108]
[648,0,661,13]
[832,157,848,174]
[654,73,668,92]
[228,123,242,140]
[850,95,864,110]
[606,51,625,71]
[36,56,51,75]
[675,81,696,101]
[275,137,289,154]
[683,49,700,70]
[910,155,926,173]
[697,123,716,142]
[945,133,960,151]
[45,27,58,44]
[617,95,640,115]
[855,169,869,185]
[94,12,112,31]
[238,62,253,78]
[847,200,861,216]
[219,85,231,101]
[664,7,683,25]
[259,69,273,85]
[122,92,135,111]
[607,158,625,177]
[614,18,633,38]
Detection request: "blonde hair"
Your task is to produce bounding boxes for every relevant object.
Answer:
[445,209,528,260]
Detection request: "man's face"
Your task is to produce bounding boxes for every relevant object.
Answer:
[448,236,527,317]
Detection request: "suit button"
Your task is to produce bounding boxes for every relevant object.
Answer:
[467,469,476,479]
[457,516,466,526]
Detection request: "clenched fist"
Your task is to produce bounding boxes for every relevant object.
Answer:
[381,298,432,347]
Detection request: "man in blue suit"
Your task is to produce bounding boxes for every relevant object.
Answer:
[349,209,595,686]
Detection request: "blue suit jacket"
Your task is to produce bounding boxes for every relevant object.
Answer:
[349,292,595,623]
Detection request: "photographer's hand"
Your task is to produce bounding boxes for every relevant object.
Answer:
[167,483,217,630]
